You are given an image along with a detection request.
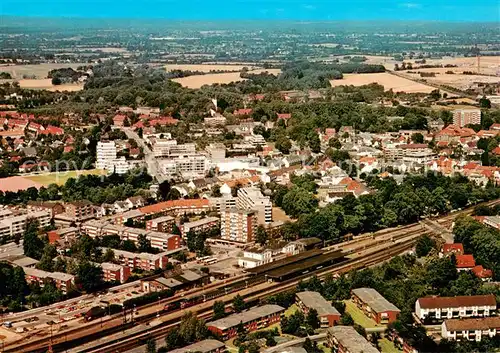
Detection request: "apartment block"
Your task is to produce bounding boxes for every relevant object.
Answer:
[96,141,117,169]
[207,304,284,340]
[236,187,272,224]
[182,217,220,237]
[170,339,226,353]
[453,108,481,127]
[415,295,497,321]
[64,200,95,222]
[110,249,169,271]
[23,267,75,294]
[26,201,65,217]
[327,326,379,353]
[153,140,196,158]
[145,215,176,232]
[100,262,131,283]
[0,211,51,240]
[220,208,257,243]
[159,155,208,178]
[296,291,341,327]
[351,287,400,324]
[82,220,181,251]
[441,316,500,342]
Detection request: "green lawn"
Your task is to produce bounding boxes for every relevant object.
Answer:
[318,343,331,353]
[344,300,381,329]
[24,169,105,186]
[285,304,298,318]
[379,338,402,353]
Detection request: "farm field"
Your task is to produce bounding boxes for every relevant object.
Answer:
[172,68,281,88]
[23,169,105,186]
[405,70,500,91]
[330,73,436,93]
[16,79,84,92]
[0,63,87,79]
[165,64,258,72]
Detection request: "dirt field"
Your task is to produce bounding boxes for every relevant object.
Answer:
[330,73,436,93]
[0,63,87,79]
[17,79,84,92]
[172,68,281,88]
[165,64,258,72]
[405,70,500,91]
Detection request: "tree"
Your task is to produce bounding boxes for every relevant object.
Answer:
[138,234,152,252]
[212,301,226,320]
[306,308,320,329]
[340,313,354,325]
[479,96,491,109]
[308,132,321,153]
[415,235,435,257]
[37,244,58,272]
[76,261,104,293]
[233,294,246,313]
[102,248,115,262]
[275,135,292,154]
[255,225,268,246]
[145,338,156,353]
[282,186,318,218]
[411,133,424,144]
[51,77,62,85]
[23,219,44,260]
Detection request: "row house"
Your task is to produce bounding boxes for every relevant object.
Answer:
[415,294,497,322]
[22,267,75,294]
[296,291,341,327]
[207,304,285,340]
[109,249,169,271]
[442,316,500,342]
[138,199,212,218]
[351,287,401,324]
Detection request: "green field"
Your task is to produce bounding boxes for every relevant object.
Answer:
[23,169,105,186]
[284,304,298,317]
[344,300,381,329]
[379,338,403,353]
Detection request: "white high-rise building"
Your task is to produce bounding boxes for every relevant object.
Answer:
[237,187,272,225]
[97,141,117,170]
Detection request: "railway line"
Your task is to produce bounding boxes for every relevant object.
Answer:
[5,199,499,353]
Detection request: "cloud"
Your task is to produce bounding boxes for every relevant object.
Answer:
[400,2,421,8]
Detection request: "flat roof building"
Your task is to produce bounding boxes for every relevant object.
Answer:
[327,326,379,353]
[351,287,400,324]
[169,339,226,353]
[296,291,341,327]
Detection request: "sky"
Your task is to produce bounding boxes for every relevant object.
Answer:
[0,0,499,22]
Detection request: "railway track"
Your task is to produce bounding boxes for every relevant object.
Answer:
[6,198,499,353]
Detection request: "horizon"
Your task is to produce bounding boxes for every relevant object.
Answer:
[1,0,499,22]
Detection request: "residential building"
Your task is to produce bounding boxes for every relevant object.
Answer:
[441,243,464,256]
[238,247,274,268]
[207,304,284,340]
[23,267,75,294]
[351,288,400,324]
[182,217,220,237]
[158,155,208,178]
[327,326,379,353]
[145,215,176,232]
[236,187,272,225]
[453,108,481,127]
[169,339,227,353]
[206,143,226,162]
[110,249,169,271]
[138,199,212,218]
[0,211,51,240]
[441,316,500,341]
[296,291,341,327]
[415,295,497,321]
[96,141,117,170]
[153,140,196,158]
[220,208,257,243]
[26,201,65,217]
[100,262,131,283]
[64,200,95,222]
[455,254,476,272]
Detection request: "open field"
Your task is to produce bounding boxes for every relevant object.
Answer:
[330,73,435,93]
[23,169,105,186]
[165,64,258,72]
[405,70,500,91]
[379,338,402,353]
[0,63,87,79]
[172,68,281,88]
[16,79,84,92]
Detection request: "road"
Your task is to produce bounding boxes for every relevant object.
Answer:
[122,127,166,183]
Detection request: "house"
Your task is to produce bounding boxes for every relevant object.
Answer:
[113,201,130,214]
[207,304,285,340]
[233,108,253,116]
[296,291,341,327]
[441,316,500,341]
[472,265,493,282]
[455,254,476,272]
[441,243,464,256]
[351,287,400,324]
[327,326,379,353]
[415,295,497,322]
[238,246,274,268]
[27,201,65,218]
[39,125,64,136]
[125,196,145,209]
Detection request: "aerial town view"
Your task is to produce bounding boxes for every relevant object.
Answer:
[0,1,499,353]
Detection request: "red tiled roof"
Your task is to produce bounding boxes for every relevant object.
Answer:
[472,265,493,279]
[442,243,464,254]
[492,147,500,155]
[417,294,496,309]
[455,254,475,268]
[39,125,64,135]
[277,113,291,120]
[47,231,61,244]
[233,108,253,116]
[139,199,210,215]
